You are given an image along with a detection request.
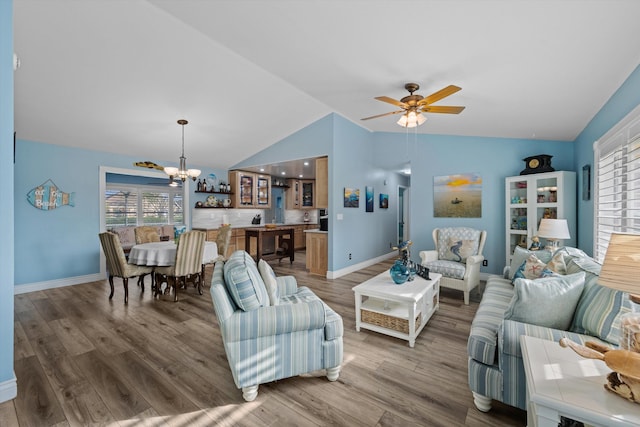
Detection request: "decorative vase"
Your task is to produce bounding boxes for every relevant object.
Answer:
[390,260,410,285]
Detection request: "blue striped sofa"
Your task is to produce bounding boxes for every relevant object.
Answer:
[210,250,343,401]
[467,247,630,412]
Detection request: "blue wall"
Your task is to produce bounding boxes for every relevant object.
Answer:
[1,0,15,402]
[372,133,575,271]
[573,64,640,255]
[13,139,225,285]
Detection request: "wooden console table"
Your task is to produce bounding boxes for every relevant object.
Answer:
[244,227,295,263]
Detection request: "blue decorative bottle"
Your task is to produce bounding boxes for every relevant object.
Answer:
[390,260,410,285]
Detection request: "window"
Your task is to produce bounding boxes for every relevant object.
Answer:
[105,184,183,228]
[594,105,640,261]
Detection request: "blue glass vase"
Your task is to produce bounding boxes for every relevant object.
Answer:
[390,260,410,285]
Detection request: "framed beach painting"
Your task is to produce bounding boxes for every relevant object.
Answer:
[433,173,482,218]
[344,187,359,208]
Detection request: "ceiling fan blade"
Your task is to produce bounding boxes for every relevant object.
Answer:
[420,105,466,114]
[375,96,409,109]
[418,85,462,106]
[361,110,406,121]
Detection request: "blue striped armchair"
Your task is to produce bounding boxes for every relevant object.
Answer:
[210,250,343,401]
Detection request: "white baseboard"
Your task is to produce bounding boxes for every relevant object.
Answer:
[327,251,396,279]
[14,273,104,295]
[0,373,17,403]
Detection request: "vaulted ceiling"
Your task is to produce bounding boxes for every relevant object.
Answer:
[13,0,640,170]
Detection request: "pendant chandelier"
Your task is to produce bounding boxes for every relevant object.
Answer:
[164,119,201,182]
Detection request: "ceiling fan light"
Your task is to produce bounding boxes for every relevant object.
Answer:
[416,112,427,125]
[397,114,409,127]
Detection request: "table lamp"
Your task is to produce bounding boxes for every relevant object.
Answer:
[599,232,640,352]
[537,218,571,250]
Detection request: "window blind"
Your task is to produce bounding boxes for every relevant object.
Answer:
[594,106,640,261]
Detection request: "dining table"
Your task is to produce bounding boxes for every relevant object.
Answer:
[128,241,219,268]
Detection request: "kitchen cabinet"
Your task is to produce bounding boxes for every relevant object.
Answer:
[199,226,256,258]
[229,170,271,208]
[315,156,328,208]
[306,231,328,276]
[505,171,576,265]
[286,179,315,209]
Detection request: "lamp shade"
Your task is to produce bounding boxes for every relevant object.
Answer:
[599,233,640,295]
[537,219,571,240]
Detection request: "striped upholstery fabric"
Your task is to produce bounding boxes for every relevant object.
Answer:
[155,230,206,301]
[99,232,153,278]
[224,250,269,311]
[468,247,627,412]
[467,276,514,365]
[568,256,631,345]
[209,256,343,398]
[98,232,153,303]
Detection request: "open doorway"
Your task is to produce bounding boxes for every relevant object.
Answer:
[398,185,410,244]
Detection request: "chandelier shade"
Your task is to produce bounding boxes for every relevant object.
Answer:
[164,119,201,182]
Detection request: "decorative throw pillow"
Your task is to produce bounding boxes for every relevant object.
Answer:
[443,238,478,263]
[512,254,555,282]
[258,259,279,306]
[546,250,568,275]
[504,272,586,330]
[508,246,554,279]
[223,251,269,311]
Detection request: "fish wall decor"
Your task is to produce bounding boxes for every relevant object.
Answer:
[27,179,75,210]
[134,161,164,170]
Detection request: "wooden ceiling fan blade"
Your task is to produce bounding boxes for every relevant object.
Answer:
[361,110,405,121]
[421,105,465,114]
[375,96,409,109]
[419,85,462,106]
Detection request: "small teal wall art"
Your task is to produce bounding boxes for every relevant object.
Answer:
[365,186,374,212]
[27,179,75,210]
[379,193,389,208]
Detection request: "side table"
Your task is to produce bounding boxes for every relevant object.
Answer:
[521,335,640,427]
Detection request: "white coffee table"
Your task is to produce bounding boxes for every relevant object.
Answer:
[521,335,640,427]
[353,270,441,347]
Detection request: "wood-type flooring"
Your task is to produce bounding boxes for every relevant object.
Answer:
[2,252,526,426]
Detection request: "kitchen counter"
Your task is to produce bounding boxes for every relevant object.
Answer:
[304,229,326,234]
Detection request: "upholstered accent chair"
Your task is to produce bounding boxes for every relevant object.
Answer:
[134,226,161,244]
[98,232,154,304]
[419,227,486,305]
[155,230,206,301]
[210,250,343,401]
[216,224,232,260]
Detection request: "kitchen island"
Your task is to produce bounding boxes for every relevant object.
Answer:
[244,226,295,263]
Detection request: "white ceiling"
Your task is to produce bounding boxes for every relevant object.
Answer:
[13,0,640,172]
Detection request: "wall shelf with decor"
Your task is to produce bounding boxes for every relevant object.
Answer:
[195,191,234,195]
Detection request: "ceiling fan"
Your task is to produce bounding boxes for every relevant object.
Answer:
[361,83,465,127]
